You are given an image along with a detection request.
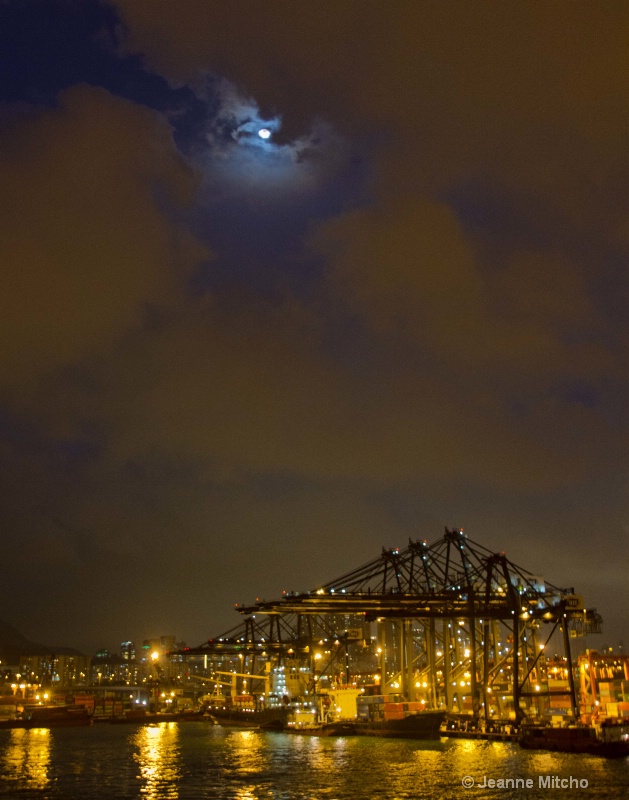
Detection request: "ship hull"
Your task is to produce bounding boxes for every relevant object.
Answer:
[358,710,446,739]
[287,722,358,737]
[0,705,92,729]
[519,725,629,758]
[209,708,288,730]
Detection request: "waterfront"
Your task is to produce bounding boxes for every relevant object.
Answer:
[0,724,627,800]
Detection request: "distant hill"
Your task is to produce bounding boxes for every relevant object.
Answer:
[0,620,83,663]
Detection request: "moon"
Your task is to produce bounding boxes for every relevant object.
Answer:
[258,128,271,140]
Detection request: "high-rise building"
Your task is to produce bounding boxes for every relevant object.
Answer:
[121,641,136,661]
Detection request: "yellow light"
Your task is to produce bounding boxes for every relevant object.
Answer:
[151,651,159,661]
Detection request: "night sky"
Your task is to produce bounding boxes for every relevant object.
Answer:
[1,1,628,655]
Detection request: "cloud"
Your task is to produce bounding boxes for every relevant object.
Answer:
[0,83,209,389]
[112,0,629,383]
[315,198,612,385]
[32,290,580,495]
[188,76,349,208]
[2,2,628,650]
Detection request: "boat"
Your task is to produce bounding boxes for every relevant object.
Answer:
[357,710,446,739]
[519,720,629,758]
[286,721,358,737]
[208,706,289,730]
[285,689,445,740]
[0,705,92,729]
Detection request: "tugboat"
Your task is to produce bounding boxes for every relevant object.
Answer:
[206,693,289,730]
[285,689,361,736]
[519,720,629,758]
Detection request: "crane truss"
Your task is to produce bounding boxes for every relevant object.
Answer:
[237,528,602,632]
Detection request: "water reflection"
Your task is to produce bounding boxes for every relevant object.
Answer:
[1,728,51,790]
[529,751,565,773]
[133,722,181,798]
[218,730,272,800]
[226,729,267,775]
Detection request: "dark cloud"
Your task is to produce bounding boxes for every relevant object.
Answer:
[0,1,627,652]
[0,83,208,389]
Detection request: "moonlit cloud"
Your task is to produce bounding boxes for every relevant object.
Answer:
[197,77,346,199]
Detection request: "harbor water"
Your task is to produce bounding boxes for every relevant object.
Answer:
[1,723,627,799]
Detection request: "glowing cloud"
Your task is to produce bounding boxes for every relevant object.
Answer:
[198,77,343,198]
